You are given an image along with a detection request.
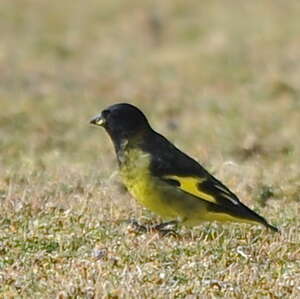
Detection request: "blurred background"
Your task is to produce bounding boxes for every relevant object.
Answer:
[1,0,299,202]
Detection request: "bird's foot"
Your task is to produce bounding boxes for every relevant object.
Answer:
[153,220,178,237]
[127,220,148,233]
[127,220,178,237]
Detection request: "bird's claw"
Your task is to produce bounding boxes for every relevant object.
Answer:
[154,221,178,237]
[127,220,148,233]
[127,219,178,237]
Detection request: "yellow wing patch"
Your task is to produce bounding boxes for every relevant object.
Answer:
[163,175,217,204]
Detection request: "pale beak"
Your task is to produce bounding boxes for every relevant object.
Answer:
[89,114,106,126]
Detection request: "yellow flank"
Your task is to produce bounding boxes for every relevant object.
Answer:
[163,175,217,204]
[183,210,259,227]
[202,211,258,225]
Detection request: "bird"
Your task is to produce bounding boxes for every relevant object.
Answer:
[90,103,278,232]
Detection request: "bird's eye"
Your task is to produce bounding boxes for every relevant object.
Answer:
[102,109,110,117]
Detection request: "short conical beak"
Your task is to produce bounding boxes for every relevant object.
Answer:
[89,113,106,126]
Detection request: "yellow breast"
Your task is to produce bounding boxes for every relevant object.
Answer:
[119,148,177,219]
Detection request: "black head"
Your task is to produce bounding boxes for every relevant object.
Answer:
[90,103,151,147]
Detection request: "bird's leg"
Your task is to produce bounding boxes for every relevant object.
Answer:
[127,220,148,233]
[154,220,178,231]
[153,220,178,236]
[127,219,178,236]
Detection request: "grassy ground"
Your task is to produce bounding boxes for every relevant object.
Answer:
[1,0,299,297]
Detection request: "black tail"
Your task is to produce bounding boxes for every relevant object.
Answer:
[265,222,279,233]
[235,202,279,233]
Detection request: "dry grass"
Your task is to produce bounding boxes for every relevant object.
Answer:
[0,0,299,297]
